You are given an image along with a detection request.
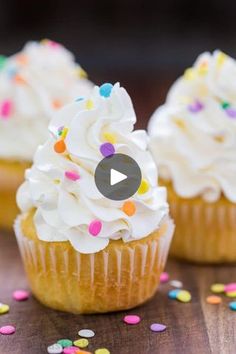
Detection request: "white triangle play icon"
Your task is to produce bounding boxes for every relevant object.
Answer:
[110,168,127,186]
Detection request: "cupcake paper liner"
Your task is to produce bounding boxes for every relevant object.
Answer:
[15,215,174,314]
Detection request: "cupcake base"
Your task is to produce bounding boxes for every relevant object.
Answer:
[0,159,30,230]
[15,211,174,314]
[163,180,236,264]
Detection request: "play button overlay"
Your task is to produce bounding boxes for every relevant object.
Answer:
[95,153,142,201]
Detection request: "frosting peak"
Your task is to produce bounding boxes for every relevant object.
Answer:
[17,83,169,254]
[0,39,92,161]
[148,50,236,203]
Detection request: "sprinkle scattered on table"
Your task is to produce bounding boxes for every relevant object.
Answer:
[95,349,110,354]
[229,301,236,311]
[63,346,78,354]
[0,303,9,314]
[78,329,95,338]
[57,339,73,348]
[160,272,169,283]
[74,338,89,348]
[13,289,30,301]
[176,290,192,303]
[0,325,15,335]
[123,314,141,325]
[169,280,183,288]
[206,295,222,304]
[210,283,225,294]
[47,343,63,354]
[150,323,167,332]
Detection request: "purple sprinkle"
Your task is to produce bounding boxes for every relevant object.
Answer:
[188,100,204,113]
[150,323,167,332]
[100,142,115,157]
[225,108,236,118]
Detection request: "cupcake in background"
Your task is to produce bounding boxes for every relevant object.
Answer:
[0,39,92,229]
[15,83,174,314]
[148,50,236,263]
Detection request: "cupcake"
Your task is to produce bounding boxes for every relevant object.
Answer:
[15,83,174,314]
[0,39,92,229]
[148,50,236,263]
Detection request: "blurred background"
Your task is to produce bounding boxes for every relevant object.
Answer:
[0,0,235,128]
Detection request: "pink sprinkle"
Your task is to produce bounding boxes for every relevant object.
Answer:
[0,325,15,335]
[88,220,102,236]
[0,100,12,119]
[225,283,236,292]
[160,272,169,283]
[123,315,141,325]
[63,347,78,354]
[65,171,80,181]
[48,40,60,48]
[13,290,30,301]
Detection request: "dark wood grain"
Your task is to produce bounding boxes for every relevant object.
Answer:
[1,231,236,354]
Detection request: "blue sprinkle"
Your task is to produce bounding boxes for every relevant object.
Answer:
[168,289,181,299]
[75,97,84,102]
[8,67,17,78]
[229,301,236,311]
[99,83,113,98]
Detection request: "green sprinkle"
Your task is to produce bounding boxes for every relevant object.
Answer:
[221,101,230,109]
[0,55,7,70]
[57,339,73,348]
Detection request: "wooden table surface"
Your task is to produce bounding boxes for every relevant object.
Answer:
[1,231,236,354]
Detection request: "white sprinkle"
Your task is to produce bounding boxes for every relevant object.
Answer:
[47,343,63,354]
[169,280,183,288]
[78,329,95,338]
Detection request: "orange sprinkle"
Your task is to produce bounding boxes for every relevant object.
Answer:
[14,74,26,85]
[122,201,136,216]
[16,54,28,65]
[54,140,66,153]
[52,99,63,110]
[206,295,222,305]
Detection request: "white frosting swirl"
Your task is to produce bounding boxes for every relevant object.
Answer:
[0,39,92,161]
[17,83,169,254]
[148,50,236,203]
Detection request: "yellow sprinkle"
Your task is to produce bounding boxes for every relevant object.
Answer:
[214,135,225,143]
[176,290,191,303]
[74,338,89,348]
[211,283,225,294]
[226,291,236,298]
[173,118,186,130]
[40,38,49,45]
[95,349,110,354]
[85,99,94,110]
[216,51,227,68]
[138,179,149,195]
[61,127,68,139]
[197,62,208,76]
[53,179,60,185]
[184,68,196,80]
[0,303,9,315]
[102,132,117,144]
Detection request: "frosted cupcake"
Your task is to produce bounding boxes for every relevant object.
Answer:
[148,50,236,263]
[0,39,92,229]
[15,83,174,314]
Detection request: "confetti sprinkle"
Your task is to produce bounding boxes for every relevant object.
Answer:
[168,289,181,299]
[206,295,222,304]
[13,290,30,301]
[123,315,141,325]
[184,68,196,80]
[176,290,191,303]
[229,301,236,311]
[225,283,236,292]
[65,171,80,182]
[225,291,236,298]
[188,100,204,113]
[137,179,149,194]
[95,349,110,354]
[76,351,92,354]
[88,220,102,237]
[221,101,230,110]
[150,323,167,332]
[54,140,66,154]
[85,99,94,110]
[160,272,169,284]
[0,325,15,335]
[0,55,7,70]
[74,338,89,348]
[57,339,73,348]
[225,108,236,118]
[0,99,12,119]
[99,83,113,98]
[63,347,78,354]
[169,280,183,288]
[211,283,225,294]
[102,132,116,144]
[52,99,63,110]
[122,201,136,216]
[100,142,115,157]
[47,343,63,354]
[0,303,9,315]
[216,52,227,67]
[78,329,95,338]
